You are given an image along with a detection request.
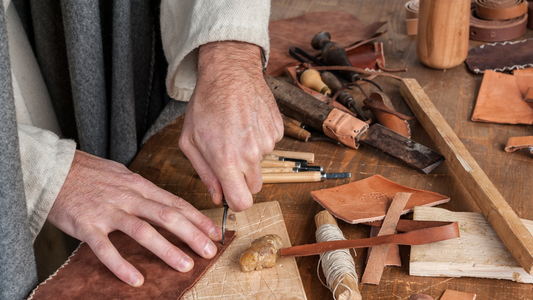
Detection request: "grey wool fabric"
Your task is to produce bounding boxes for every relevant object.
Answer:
[0,5,39,300]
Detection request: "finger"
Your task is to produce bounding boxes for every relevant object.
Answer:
[112,210,204,273]
[243,160,263,195]
[83,230,145,287]
[216,169,253,212]
[122,202,219,259]
[179,136,223,205]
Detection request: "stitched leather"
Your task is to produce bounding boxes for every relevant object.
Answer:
[322,108,369,149]
[465,39,533,74]
[28,229,237,299]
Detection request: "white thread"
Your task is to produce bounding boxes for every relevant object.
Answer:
[316,223,358,300]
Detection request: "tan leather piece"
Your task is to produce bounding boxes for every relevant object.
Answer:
[405,0,419,35]
[267,10,386,75]
[409,294,434,300]
[513,68,533,100]
[472,70,533,125]
[361,193,411,285]
[280,221,459,258]
[475,0,528,20]
[322,108,369,149]
[526,87,533,104]
[504,136,533,153]
[368,227,401,266]
[310,175,450,224]
[363,92,413,138]
[440,289,477,300]
[28,229,237,299]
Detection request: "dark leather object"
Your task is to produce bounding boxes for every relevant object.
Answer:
[529,1,533,29]
[469,9,527,42]
[28,229,237,299]
[465,38,533,74]
[267,10,386,75]
[474,0,528,20]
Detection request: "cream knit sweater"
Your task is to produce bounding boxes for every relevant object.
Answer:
[6,0,271,240]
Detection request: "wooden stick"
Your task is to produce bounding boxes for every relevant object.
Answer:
[263,172,321,183]
[261,167,295,174]
[281,115,311,142]
[260,160,299,168]
[314,211,362,300]
[269,149,315,163]
[400,78,533,275]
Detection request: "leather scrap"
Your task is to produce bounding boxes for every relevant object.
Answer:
[440,289,477,300]
[361,193,412,285]
[368,226,401,267]
[474,0,528,20]
[471,70,533,125]
[310,175,450,224]
[465,38,533,74]
[28,229,237,300]
[469,8,528,42]
[322,108,369,149]
[513,68,533,102]
[405,0,419,36]
[267,10,386,75]
[363,91,414,138]
[280,221,460,258]
[504,136,533,154]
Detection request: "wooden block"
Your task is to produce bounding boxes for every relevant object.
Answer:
[410,206,533,283]
[440,289,476,300]
[361,193,411,285]
[401,78,533,275]
[183,201,307,300]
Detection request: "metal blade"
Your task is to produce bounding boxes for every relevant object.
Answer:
[221,197,229,245]
[359,124,444,174]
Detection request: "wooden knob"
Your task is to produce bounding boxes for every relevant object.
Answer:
[311,31,360,82]
[300,69,331,96]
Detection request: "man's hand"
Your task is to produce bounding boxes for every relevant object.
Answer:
[179,41,284,212]
[47,150,222,287]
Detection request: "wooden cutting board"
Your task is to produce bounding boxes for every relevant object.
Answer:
[410,206,533,283]
[183,201,307,299]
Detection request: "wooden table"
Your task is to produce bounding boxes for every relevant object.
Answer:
[129,1,533,299]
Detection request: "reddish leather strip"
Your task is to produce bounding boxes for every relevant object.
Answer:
[469,9,528,42]
[504,136,533,153]
[475,0,528,20]
[279,221,459,258]
[365,219,453,232]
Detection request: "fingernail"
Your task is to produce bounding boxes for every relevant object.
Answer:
[210,226,222,240]
[203,241,217,258]
[129,274,142,287]
[178,256,193,272]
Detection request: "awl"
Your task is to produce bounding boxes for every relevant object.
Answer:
[265,75,444,174]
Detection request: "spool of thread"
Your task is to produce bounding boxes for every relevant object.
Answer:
[314,210,362,300]
[417,0,470,69]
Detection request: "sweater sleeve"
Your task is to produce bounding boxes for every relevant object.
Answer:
[160,0,271,101]
[18,124,76,241]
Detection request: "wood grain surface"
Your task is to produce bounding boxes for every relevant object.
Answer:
[129,1,533,299]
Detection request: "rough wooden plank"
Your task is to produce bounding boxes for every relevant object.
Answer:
[411,206,533,283]
[400,78,533,275]
[183,202,307,300]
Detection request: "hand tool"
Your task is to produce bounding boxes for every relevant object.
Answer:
[400,78,533,275]
[261,166,323,173]
[321,71,368,121]
[262,171,350,184]
[265,75,445,174]
[281,114,311,141]
[260,160,301,168]
[269,149,315,163]
[299,69,331,95]
[263,155,308,165]
[221,197,229,245]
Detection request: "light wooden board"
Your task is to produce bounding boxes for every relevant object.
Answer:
[410,206,533,283]
[183,201,307,300]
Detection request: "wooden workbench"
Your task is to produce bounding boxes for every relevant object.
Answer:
[129,1,533,299]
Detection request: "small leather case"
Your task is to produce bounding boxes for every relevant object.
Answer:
[310,175,450,224]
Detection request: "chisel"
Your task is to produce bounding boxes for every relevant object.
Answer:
[263,172,350,184]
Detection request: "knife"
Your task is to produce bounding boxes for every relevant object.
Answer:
[221,197,229,245]
[265,75,444,174]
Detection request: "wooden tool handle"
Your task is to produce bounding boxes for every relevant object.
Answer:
[314,211,362,300]
[400,78,533,275]
[260,160,298,168]
[321,71,355,108]
[281,115,311,142]
[311,31,359,82]
[269,149,315,163]
[300,69,331,95]
[261,167,294,174]
[263,172,321,183]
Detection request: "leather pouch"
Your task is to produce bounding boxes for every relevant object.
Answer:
[363,91,414,138]
[471,70,533,125]
[267,10,386,75]
[310,175,450,224]
[28,228,236,299]
[322,108,369,149]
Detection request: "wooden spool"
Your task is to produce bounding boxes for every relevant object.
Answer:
[314,211,362,300]
[417,0,470,69]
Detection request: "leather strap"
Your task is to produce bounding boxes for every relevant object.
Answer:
[504,136,533,153]
[322,108,369,149]
[279,221,459,258]
[475,0,528,20]
[405,0,419,36]
[469,8,528,42]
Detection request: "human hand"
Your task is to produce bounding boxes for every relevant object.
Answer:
[179,41,284,212]
[47,150,222,287]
